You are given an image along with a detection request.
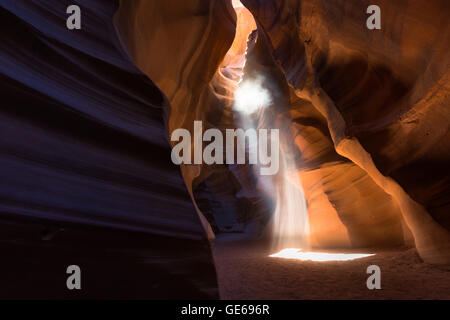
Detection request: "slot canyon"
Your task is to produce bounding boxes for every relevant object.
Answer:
[0,0,449,299]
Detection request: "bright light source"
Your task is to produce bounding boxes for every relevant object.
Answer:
[234,78,271,115]
[269,248,375,262]
[232,0,244,8]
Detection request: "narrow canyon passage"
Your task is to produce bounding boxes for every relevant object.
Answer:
[112,0,450,299]
[1,0,448,300]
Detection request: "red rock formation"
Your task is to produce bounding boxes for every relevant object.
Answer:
[242,0,450,263]
[115,0,450,263]
[241,21,406,249]
[115,0,240,239]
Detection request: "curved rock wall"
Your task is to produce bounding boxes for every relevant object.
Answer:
[115,0,449,263]
[115,0,269,237]
[243,0,450,262]
[242,21,406,248]
[0,0,218,298]
[115,0,240,238]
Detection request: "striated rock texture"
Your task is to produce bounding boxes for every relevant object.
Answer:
[242,0,450,263]
[0,0,218,298]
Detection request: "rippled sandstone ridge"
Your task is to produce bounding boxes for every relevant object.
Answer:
[115,0,450,264]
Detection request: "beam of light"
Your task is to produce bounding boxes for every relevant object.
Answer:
[270,158,310,250]
[233,78,272,115]
[269,248,375,262]
[229,1,310,251]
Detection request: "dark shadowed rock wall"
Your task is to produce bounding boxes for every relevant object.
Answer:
[0,0,218,298]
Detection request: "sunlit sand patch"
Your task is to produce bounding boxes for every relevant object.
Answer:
[269,248,375,262]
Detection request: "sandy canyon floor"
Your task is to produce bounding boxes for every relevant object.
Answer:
[213,236,450,300]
